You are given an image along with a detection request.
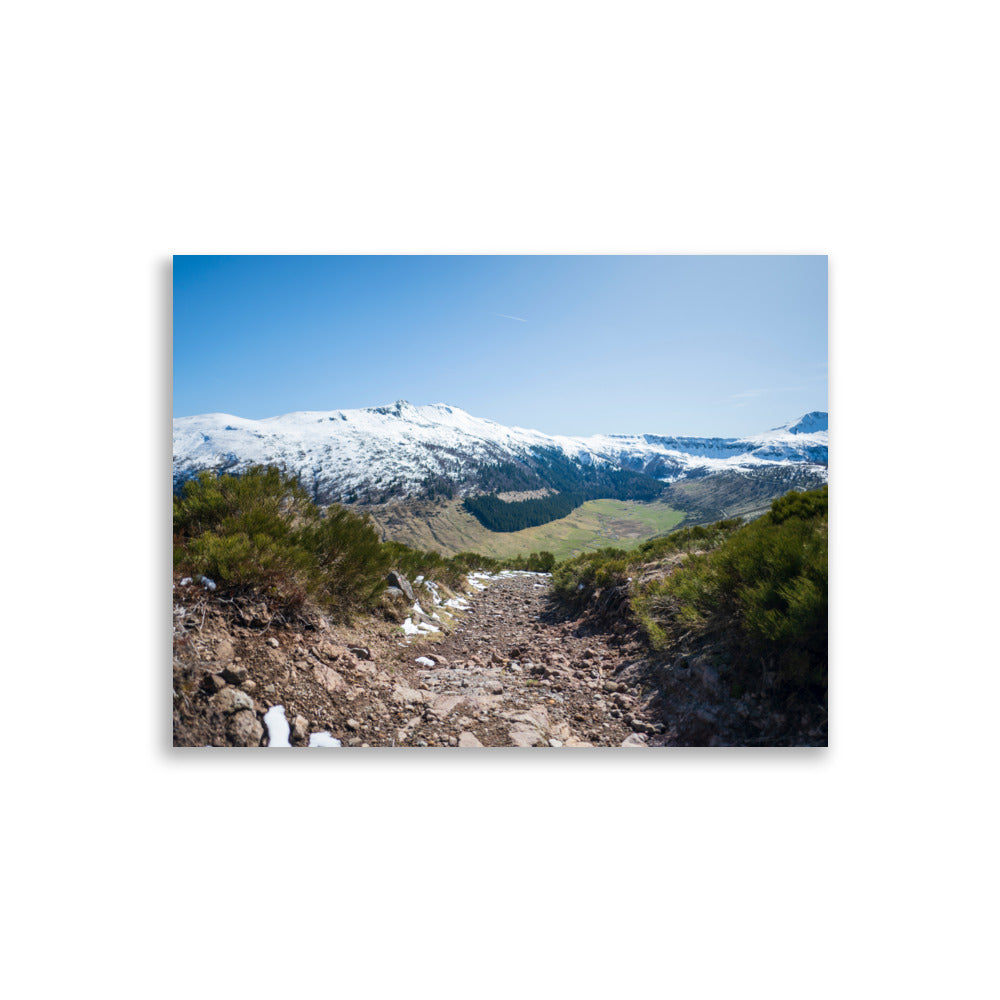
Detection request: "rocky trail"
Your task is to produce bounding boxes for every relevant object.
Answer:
[173,571,663,748]
[402,572,660,747]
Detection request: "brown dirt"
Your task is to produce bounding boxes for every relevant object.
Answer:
[172,572,661,748]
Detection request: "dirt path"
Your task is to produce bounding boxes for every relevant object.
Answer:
[174,570,663,748]
[399,572,657,747]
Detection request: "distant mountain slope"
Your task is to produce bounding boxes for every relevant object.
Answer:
[173,400,828,505]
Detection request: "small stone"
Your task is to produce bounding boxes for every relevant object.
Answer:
[548,738,563,748]
[267,637,280,649]
[458,732,484,748]
[448,735,458,746]
[204,673,226,693]
[241,680,256,693]
[227,710,264,746]
[347,737,363,747]
[292,715,310,742]
[348,646,372,660]
[313,664,346,694]
[222,662,249,685]
[209,687,254,715]
[346,719,361,731]
[621,733,648,748]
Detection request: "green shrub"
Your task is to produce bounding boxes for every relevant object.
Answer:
[175,466,433,616]
[632,487,828,685]
[300,505,393,611]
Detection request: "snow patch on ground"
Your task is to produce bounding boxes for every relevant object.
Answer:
[263,705,292,747]
[309,732,342,747]
[415,656,435,667]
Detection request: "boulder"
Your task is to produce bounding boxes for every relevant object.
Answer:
[387,571,415,602]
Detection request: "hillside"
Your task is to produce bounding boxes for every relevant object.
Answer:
[367,496,686,561]
[173,466,827,748]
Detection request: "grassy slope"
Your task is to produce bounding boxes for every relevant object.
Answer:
[365,497,685,561]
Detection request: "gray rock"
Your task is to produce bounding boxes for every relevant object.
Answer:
[292,715,310,743]
[210,687,254,715]
[621,733,648,748]
[267,637,280,649]
[458,731,484,748]
[387,571,415,602]
[346,718,361,731]
[227,710,264,746]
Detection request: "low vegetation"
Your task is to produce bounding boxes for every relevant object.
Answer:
[552,519,744,604]
[554,487,828,688]
[634,486,827,686]
[173,465,555,617]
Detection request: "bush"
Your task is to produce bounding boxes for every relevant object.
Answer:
[632,487,827,685]
[176,467,402,616]
[174,467,317,608]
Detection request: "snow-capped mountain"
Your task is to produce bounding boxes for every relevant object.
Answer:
[173,401,828,504]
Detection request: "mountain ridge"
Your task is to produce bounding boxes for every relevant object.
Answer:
[173,400,828,505]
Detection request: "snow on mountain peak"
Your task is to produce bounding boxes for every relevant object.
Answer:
[774,411,828,435]
[173,402,828,504]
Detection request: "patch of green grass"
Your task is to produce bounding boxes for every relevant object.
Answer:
[366,497,685,561]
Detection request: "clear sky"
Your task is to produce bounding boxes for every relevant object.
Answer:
[173,254,827,437]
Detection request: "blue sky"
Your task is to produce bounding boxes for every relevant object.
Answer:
[173,255,827,437]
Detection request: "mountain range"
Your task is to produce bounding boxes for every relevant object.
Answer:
[173,401,828,507]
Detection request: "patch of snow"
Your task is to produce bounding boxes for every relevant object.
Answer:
[402,618,421,635]
[415,656,435,667]
[263,706,292,747]
[200,576,216,591]
[179,577,192,586]
[308,732,342,747]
